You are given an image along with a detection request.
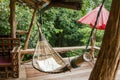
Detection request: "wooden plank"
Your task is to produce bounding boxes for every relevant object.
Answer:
[19,65,27,80]
[62,0,82,2]
[17,0,51,9]
[24,63,120,80]
[25,62,92,80]
[3,61,120,80]
[43,0,51,3]
[8,61,118,80]
[51,2,82,10]
[24,63,48,78]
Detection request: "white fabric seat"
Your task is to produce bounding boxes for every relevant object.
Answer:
[37,58,61,71]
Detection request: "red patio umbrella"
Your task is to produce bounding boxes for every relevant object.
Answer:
[77,5,109,61]
[77,5,109,30]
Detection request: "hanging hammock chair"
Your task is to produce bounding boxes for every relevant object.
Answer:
[32,26,69,73]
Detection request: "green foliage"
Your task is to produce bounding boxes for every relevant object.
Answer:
[0,0,10,35]
[16,4,33,31]
[15,4,34,47]
[41,8,84,47]
[96,30,104,46]
[66,49,84,57]
[0,0,111,60]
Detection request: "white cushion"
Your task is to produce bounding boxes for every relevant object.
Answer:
[37,57,61,71]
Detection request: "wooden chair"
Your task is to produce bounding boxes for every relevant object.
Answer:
[0,38,20,78]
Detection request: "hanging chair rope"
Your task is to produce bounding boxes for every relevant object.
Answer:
[85,0,106,51]
[32,12,70,74]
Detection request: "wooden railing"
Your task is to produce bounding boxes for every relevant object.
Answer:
[21,46,100,54]
[20,46,100,64]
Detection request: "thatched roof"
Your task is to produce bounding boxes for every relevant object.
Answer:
[16,0,82,10]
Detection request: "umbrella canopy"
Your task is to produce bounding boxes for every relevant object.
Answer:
[77,5,109,30]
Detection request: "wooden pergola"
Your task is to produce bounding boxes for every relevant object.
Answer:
[10,0,82,49]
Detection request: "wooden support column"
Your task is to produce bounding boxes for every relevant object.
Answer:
[24,9,37,49]
[89,29,96,60]
[89,0,120,79]
[10,0,16,38]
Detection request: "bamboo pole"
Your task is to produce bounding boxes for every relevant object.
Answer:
[24,9,37,50]
[10,0,16,38]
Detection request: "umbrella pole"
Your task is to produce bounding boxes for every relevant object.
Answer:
[89,29,97,62]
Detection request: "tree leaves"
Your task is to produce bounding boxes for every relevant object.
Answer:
[0,0,110,48]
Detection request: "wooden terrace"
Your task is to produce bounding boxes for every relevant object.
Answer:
[5,62,120,80]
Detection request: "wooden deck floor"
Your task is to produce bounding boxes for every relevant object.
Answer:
[17,62,120,80]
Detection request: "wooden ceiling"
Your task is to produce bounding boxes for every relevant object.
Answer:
[16,0,82,10]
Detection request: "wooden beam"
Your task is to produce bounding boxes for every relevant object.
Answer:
[23,0,35,6]
[16,30,28,35]
[42,0,51,3]
[21,46,100,55]
[24,9,37,50]
[17,0,51,9]
[60,0,82,2]
[10,0,16,38]
[51,2,82,10]
[37,0,51,9]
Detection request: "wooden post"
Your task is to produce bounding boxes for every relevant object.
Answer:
[24,9,37,49]
[89,0,120,79]
[10,0,16,38]
[89,29,96,60]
